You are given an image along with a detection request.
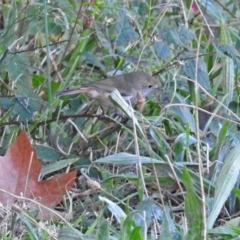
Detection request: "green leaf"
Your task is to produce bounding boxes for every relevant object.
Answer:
[134,198,162,228]
[226,71,236,105]
[97,219,110,240]
[128,226,142,240]
[208,216,240,237]
[115,9,138,45]
[94,21,114,56]
[41,158,79,176]
[154,41,170,58]
[35,144,60,162]
[83,51,106,71]
[58,227,93,240]
[32,74,45,88]
[12,97,34,122]
[233,188,240,201]
[216,44,240,67]
[15,80,43,112]
[162,26,194,46]
[169,94,196,132]
[95,152,165,165]
[173,133,197,162]
[148,127,172,156]
[182,167,203,239]
[99,196,126,223]
[109,89,145,137]
[0,97,14,108]
[120,212,143,240]
[219,44,236,104]
[181,52,210,91]
[208,145,240,228]
[6,53,30,80]
[177,25,195,44]
[198,0,222,21]
[211,121,230,163]
[160,207,178,240]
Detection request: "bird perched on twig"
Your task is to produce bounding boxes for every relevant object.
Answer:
[58,71,159,111]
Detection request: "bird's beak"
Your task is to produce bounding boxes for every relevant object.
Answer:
[154,85,161,90]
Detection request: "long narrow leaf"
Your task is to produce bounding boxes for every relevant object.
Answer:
[208,145,240,228]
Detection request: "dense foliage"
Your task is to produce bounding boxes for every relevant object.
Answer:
[0,0,240,239]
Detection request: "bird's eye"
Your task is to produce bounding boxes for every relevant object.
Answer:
[148,85,152,88]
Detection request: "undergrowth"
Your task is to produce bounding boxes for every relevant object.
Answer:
[0,0,240,239]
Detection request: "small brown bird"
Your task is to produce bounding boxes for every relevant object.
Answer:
[58,71,159,110]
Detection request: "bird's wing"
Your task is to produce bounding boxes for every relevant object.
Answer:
[85,81,134,99]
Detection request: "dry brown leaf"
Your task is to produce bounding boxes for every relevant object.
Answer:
[0,129,77,208]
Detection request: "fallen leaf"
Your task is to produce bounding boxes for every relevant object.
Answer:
[0,129,77,207]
